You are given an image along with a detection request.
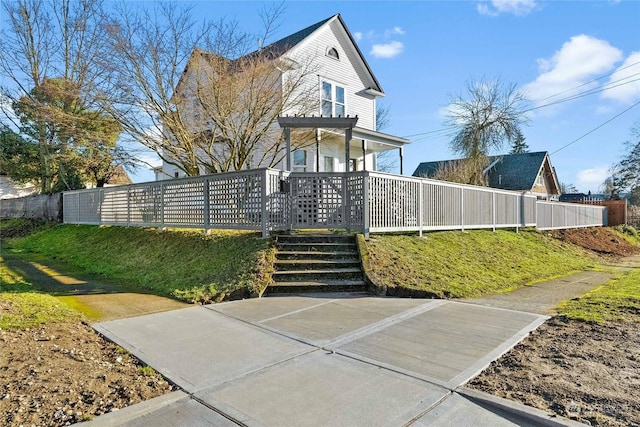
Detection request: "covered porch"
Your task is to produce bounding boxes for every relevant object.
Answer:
[278,116,410,174]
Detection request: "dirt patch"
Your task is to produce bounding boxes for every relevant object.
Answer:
[0,322,174,426]
[548,227,640,258]
[468,317,640,426]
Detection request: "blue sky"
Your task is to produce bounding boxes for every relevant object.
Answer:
[129,1,640,193]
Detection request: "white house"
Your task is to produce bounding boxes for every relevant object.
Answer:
[155,14,410,180]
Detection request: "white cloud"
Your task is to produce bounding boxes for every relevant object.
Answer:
[353,31,363,42]
[524,35,623,109]
[370,41,404,59]
[477,0,538,16]
[601,51,640,104]
[576,166,608,192]
[384,26,405,37]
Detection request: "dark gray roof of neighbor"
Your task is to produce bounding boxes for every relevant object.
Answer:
[487,151,548,191]
[412,151,550,192]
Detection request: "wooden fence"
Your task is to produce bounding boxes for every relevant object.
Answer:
[62,169,606,237]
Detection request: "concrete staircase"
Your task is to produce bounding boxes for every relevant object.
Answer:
[268,233,366,294]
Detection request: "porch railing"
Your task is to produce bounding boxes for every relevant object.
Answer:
[63,169,606,236]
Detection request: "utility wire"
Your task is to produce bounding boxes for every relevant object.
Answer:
[402,66,640,147]
[524,73,640,112]
[532,60,640,103]
[550,99,640,155]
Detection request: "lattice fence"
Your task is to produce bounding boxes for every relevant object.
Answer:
[63,168,606,236]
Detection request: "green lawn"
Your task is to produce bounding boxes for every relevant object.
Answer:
[0,259,81,329]
[558,268,640,323]
[4,223,273,303]
[364,229,598,298]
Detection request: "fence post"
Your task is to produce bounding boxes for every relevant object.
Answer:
[492,191,496,232]
[77,192,81,225]
[203,178,210,233]
[126,187,131,227]
[460,187,465,231]
[261,170,269,238]
[344,173,351,232]
[363,173,370,238]
[418,181,424,237]
[160,182,165,229]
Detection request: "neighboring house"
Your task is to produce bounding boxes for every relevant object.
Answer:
[156,13,410,180]
[0,174,38,200]
[0,167,132,198]
[412,151,561,200]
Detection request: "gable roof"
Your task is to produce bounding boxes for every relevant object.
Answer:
[413,151,560,194]
[254,15,334,58]
[487,151,549,191]
[176,14,384,97]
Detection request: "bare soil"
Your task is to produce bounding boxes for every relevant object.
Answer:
[548,227,640,258]
[0,322,174,426]
[468,317,640,426]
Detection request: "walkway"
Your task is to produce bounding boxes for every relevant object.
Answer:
[85,295,582,426]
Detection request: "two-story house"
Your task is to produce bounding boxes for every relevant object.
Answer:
[155,14,409,180]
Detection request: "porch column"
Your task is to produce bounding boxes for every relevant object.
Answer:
[284,127,291,171]
[315,130,320,172]
[399,147,404,175]
[345,127,352,172]
[362,139,367,171]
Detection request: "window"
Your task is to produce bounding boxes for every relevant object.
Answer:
[321,81,345,117]
[174,171,180,178]
[324,156,335,172]
[293,149,307,172]
[536,172,545,187]
[326,47,339,60]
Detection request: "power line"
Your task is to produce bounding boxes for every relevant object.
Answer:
[532,60,640,103]
[524,73,640,112]
[550,99,640,155]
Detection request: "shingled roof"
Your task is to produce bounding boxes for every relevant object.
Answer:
[252,15,334,58]
[413,151,559,194]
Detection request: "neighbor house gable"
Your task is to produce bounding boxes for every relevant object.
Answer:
[413,151,561,198]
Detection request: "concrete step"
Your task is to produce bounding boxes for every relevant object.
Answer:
[267,279,367,294]
[272,268,363,282]
[276,234,355,244]
[274,259,360,271]
[277,242,357,252]
[276,251,359,260]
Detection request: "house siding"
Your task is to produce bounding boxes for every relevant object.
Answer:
[286,19,377,130]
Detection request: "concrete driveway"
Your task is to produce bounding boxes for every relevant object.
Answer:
[86,294,582,426]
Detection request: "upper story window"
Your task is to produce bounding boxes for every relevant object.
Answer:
[321,81,345,117]
[536,172,545,187]
[326,47,339,60]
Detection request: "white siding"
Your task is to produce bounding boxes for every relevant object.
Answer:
[286,20,378,130]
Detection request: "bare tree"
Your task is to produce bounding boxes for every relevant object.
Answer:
[374,103,398,173]
[102,2,317,176]
[446,79,529,185]
[0,0,128,192]
[615,119,640,194]
[431,159,483,185]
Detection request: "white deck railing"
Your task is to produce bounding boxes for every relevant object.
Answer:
[63,169,606,236]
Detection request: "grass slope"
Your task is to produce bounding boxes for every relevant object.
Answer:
[5,224,272,303]
[365,229,598,298]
